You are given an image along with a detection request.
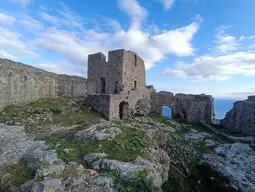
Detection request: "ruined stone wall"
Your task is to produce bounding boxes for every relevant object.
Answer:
[221,96,255,136]
[150,90,215,123]
[186,102,206,123]
[0,58,89,108]
[58,75,91,98]
[108,87,152,120]
[85,94,111,118]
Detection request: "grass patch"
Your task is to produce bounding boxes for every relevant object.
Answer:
[80,128,153,162]
[101,170,161,192]
[42,126,154,163]
[0,161,31,191]
[0,98,103,133]
[148,112,176,128]
[191,123,229,144]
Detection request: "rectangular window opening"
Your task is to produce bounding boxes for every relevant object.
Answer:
[134,55,137,67]
[100,77,106,94]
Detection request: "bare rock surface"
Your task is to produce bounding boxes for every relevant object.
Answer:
[0,124,34,167]
[75,122,122,141]
[11,156,116,192]
[92,155,169,188]
[83,153,108,164]
[185,129,212,142]
[201,143,255,192]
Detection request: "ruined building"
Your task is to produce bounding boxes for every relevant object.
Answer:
[85,49,151,120]
[150,91,215,124]
[85,49,215,123]
[0,49,215,123]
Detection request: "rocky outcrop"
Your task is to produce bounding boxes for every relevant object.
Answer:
[0,124,36,167]
[85,153,170,188]
[221,96,255,136]
[75,121,122,141]
[201,143,255,192]
[150,90,215,124]
[10,162,116,192]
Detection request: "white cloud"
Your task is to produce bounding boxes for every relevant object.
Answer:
[215,25,239,53]
[118,0,147,28]
[0,12,16,25]
[9,0,31,7]
[160,52,255,80]
[0,50,18,60]
[31,28,94,65]
[58,2,85,28]
[39,5,48,11]
[19,15,44,32]
[0,26,35,55]
[159,0,175,10]
[30,16,200,70]
[239,36,254,41]
[39,60,86,77]
[1,0,200,75]
[39,12,59,25]
[153,20,200,56]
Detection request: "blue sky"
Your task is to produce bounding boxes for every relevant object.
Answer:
[0,0,255,99]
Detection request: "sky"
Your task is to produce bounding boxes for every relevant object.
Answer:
[0,0,255,99]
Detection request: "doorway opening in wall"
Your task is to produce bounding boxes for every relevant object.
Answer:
[119,101,129,119]
[100,77,106,94]
[162,106,173,119]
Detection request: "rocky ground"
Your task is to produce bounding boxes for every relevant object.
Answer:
[0,98,255,192]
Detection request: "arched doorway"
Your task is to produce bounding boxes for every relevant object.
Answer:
[119,101,129,119]
[162,106,173,119]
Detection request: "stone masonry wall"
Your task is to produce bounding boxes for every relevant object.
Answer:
[150,90,215,124]
[58,75,91,98]
[221,96,255,136]
[0,58,89,108]
[85,94,111,118]
[87,51,124,94]
[122,50,146,94]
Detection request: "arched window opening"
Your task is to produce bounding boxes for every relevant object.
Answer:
[162,106,173,119]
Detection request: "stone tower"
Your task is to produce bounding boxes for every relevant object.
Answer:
[88,49,146,95]
[86,49,151,120]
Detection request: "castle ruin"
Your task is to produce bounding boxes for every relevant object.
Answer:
[0,49,215,123]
